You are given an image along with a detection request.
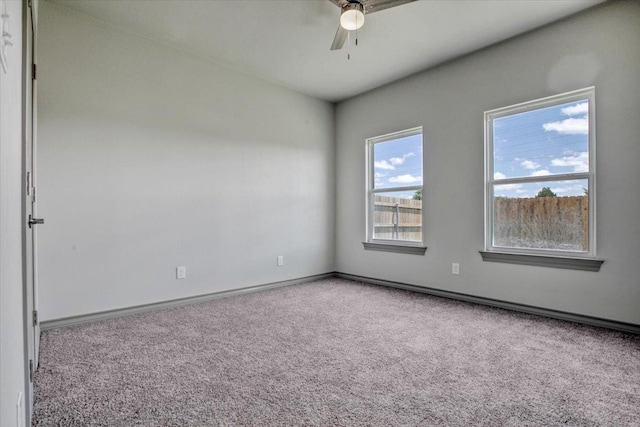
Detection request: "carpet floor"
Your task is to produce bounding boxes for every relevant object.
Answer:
[33,278,640,426]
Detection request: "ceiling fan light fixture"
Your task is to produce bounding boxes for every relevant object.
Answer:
[340,2,365,31]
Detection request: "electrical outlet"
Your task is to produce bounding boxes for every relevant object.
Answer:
[452,263,460,275]
[176,266,186,279]
[277,256,284,266]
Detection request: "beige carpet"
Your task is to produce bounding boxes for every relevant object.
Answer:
[33,278,640,426]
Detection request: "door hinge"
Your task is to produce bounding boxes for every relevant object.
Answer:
[32,310,38,326]
[26,172,32,196]
[29,359,34,382]
[32,186,36,203]
[32,63,36,80]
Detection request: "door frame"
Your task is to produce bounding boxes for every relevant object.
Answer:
[22,0,39,423]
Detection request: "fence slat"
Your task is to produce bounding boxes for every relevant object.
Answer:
[373,195,422,241]
[493,195,588,251]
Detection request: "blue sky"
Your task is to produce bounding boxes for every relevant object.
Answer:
[372,99,589,200]
[493,98,589,198]
[373,134,422,198]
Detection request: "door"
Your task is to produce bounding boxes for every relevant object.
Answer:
[23,0,40,411]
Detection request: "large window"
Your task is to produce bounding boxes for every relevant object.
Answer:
[484,88,596,261]
[366,127,424,251]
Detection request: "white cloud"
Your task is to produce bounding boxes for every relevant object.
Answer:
[494,172,507,180]
[551,152,588,172]
[543,102,589,135]
[374,172,386,178]
[498,185,523,191]
[494,171,523,189]
[561,102,588,116]
[520,160,540,170]
[531,169,551,177]
[388,174,422,184]
[374,160,395,170]
[542,117,588,135]
[498,184,523,190]
[389,152,415,166]
[551,187,569,194]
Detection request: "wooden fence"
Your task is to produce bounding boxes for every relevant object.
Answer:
[494,195,588,251]
[373,196,422,241]
[373,194,588,250]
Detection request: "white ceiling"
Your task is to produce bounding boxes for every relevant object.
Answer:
[51,0,605,102]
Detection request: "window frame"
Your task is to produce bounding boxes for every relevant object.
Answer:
[365,126,426,252]
[484,87,597,260]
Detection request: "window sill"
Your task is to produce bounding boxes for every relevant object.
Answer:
[479,251,604,272]
[363,242,427,255]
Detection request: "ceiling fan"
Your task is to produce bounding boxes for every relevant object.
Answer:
[329,0,417,50]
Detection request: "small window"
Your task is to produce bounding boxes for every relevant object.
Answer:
[484,88,596,259]
[366,127,424,249]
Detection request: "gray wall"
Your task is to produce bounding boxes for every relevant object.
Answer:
[0,0,26,425]
[37,1,640,326]
[335,1,640,324]
[37,2,335,321]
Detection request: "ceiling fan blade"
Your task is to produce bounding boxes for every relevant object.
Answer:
[330,24,348,50]
[364,0,417,14]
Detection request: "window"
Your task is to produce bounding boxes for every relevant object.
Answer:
[484,88,601,269]
[364,127,425,254]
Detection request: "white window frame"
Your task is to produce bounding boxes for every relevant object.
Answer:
[484,87,596,260]
[365,127,425,252]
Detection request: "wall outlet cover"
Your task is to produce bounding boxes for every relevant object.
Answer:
[452,263,460,275]
[176,266,186,279]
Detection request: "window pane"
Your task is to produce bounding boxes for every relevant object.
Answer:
[373,134,423,190]
[493,180,588,252]
[373,191,422,242]
[493,99,589,180]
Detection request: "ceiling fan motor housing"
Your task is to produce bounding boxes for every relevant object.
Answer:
[341,1,365,31]
[330,0,416,50]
